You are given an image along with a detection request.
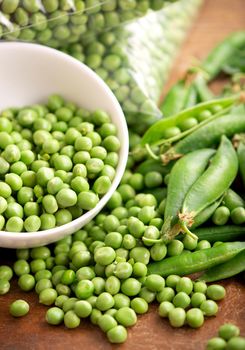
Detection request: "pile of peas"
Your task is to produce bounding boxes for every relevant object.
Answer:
[207,323,245,350]
[0,151,229,344]
[0,94,120,232]
[0,0,172,45]
[158,277,226,329]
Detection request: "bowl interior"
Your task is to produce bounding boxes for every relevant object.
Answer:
[0,42,128,248]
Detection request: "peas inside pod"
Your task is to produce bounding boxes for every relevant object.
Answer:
[0,95,120,232]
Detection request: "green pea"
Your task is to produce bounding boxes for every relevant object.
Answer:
[194,281,207,294]
[158,301,175,318]
[150,242,167,261]
[98,314,117,333]
[166,275,181,289]
[168,307,186,328]
[178,117,198,131]
[0,279,10,295]
[156,287,175,303]
[64,310,80,329]
[231,207,245,225]
[206,284,226,300]
[167,240,184,256]
[74,300,92,318]
[207,337,227,350]
[129,247,150,265]
[75,280,94,299]
[121,278,141,297]
[94,247,116,266]
[115,307,137,327]
[212,206,230,225]
[18,274,35,291]
[39,288,58,306]
[114,262,132,279]
[191,292,206,307]
[218,323,240,340]
[13,259,30,276]
[145,274,165,292]
[0,265,13,281]
[162,126,181,139]
[186,308,204,328]
[96,292,115,311]
[107,325,127,344]
[226,337,245,350]
[173,292,191,309]
[9,300,29,317]
[200,300,218,316]
[105,276,121,295]
[176,277,193,295]
[46,307,64,325]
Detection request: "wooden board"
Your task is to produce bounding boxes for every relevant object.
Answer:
[0,0,245,349]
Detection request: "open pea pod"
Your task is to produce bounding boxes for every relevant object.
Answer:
[162,103,245,164]
[142,95,238,146]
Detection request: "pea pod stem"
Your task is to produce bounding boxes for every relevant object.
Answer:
[148,242,245,277]
[145,143,159,160]
[199,250,245,282]
[179,221,198,240]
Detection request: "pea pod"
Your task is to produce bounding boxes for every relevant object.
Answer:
[179,136,238,235]
[142,95,238,146]
[193,74,214,102]
[147,241,245,277]
[183,84,198,109]
[223,189,245,211]
[163,148,215,241]
[237,142,245,187]
[199,250,245,282]
[162,104,245,164]
[160,80,192,118]
[192,225,245,243]
[201,31,245,80]
[191,195,224,229]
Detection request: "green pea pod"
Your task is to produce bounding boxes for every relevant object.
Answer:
[237,142,245,187]
[201,31,245,80]
[183,84,198,109]
[162,104,245,164]
[160,80,191,118]
[180,136,238,234]
[194,74,214,102]
[199,250,245,282]
[193,225,245,243]
[142,95,237,146]
[191,195,224,229]
[163,149,215,240]
[136,159,173,176]
[147,241,245,277]
[223,189,245,211]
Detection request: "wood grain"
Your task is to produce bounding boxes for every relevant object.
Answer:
[0,0,245,349]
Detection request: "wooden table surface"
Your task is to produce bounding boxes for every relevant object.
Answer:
[0,0,245,349]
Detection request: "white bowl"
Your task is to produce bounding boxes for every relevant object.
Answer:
[0,42,128,249]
